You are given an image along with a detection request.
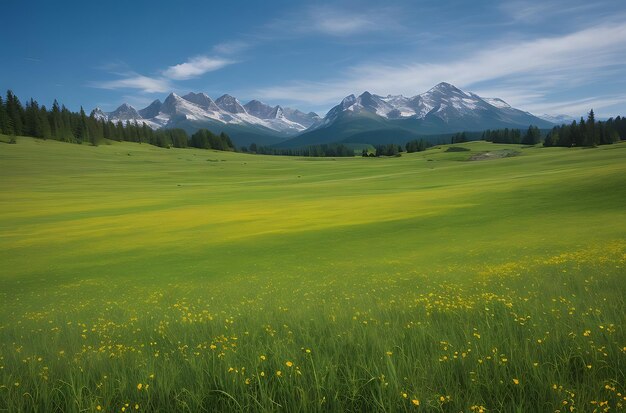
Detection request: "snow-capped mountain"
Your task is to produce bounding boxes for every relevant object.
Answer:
[91,83,554,148]
[539,114,576,125]
[138,99,162,119]
[281,82,554,148]
[215,94,247,114]
[319,82,549,126]
[90,93,321,140]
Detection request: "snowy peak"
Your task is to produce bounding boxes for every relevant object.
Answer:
[91,107,107,120]
[341,94,357,109]
[182,92,219,111]
[109,103,141,121]
[216,94,247,114]
[244,100,275,119]
[138,99,162,119]
[427,82,466,96]
[269,105,284,119]
[161,93,185,115]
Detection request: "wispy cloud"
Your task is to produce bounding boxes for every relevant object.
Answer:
[308,7,374,36]
[519,96,626,117]
[255,21,626,115]
[266,5,405,37]
[162,56,235,80]
[90,53,236,93]
[499,0,610,23]
[213,41,250,55]
[89,73,172,93]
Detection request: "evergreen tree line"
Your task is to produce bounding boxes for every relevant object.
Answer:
[450,132,469,144]
[243,143,355,157]
[405,139,432,153]
[481,125,541,145]
[188,129,234,151]
[372,143,404,157]
[0,89,236,151]
[544,111,624,147]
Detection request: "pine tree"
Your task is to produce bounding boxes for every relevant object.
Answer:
[0,96,11,135]
[586,109,597,146]
[38,105,52,140]
[6,90,24,136]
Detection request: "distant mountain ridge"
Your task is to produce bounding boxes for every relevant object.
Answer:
[279,82,555,148]
[91,93,322,146]
[92,83,560,148]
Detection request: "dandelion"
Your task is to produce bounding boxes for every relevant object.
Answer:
[260,355,266,361]
[276,370,282,377]
[137,383,142,390]
[134,404,139,410]
[513,378,519,385]
[305,349,311,354]
[260,371,265,377]
[386,351,393,356]
[402,392,408,398]
[96,406,102,411]
[286,361,293,367]
[412,399,420,406]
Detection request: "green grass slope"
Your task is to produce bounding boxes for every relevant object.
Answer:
[1,136,625,412]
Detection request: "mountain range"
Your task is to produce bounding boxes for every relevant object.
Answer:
[92,82,559,148]
[92,92,322,146]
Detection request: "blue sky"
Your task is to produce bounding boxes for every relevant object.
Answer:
[2,0,625,117]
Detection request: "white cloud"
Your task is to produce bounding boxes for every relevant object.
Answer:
[499,0,609,23]
[309,8,373,35]
[213,41,250,55]
[162,56,234,80]
[266,5,403,38]
[520,96,626,117]
[255,22,626,114]
[90,73,171,93]
[90,54,236,93]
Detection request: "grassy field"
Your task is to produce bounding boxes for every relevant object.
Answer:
[0,136,625,412]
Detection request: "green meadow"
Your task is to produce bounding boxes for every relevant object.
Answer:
[0,136,624,412]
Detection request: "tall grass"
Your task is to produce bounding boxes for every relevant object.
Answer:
[1,137,624,412]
